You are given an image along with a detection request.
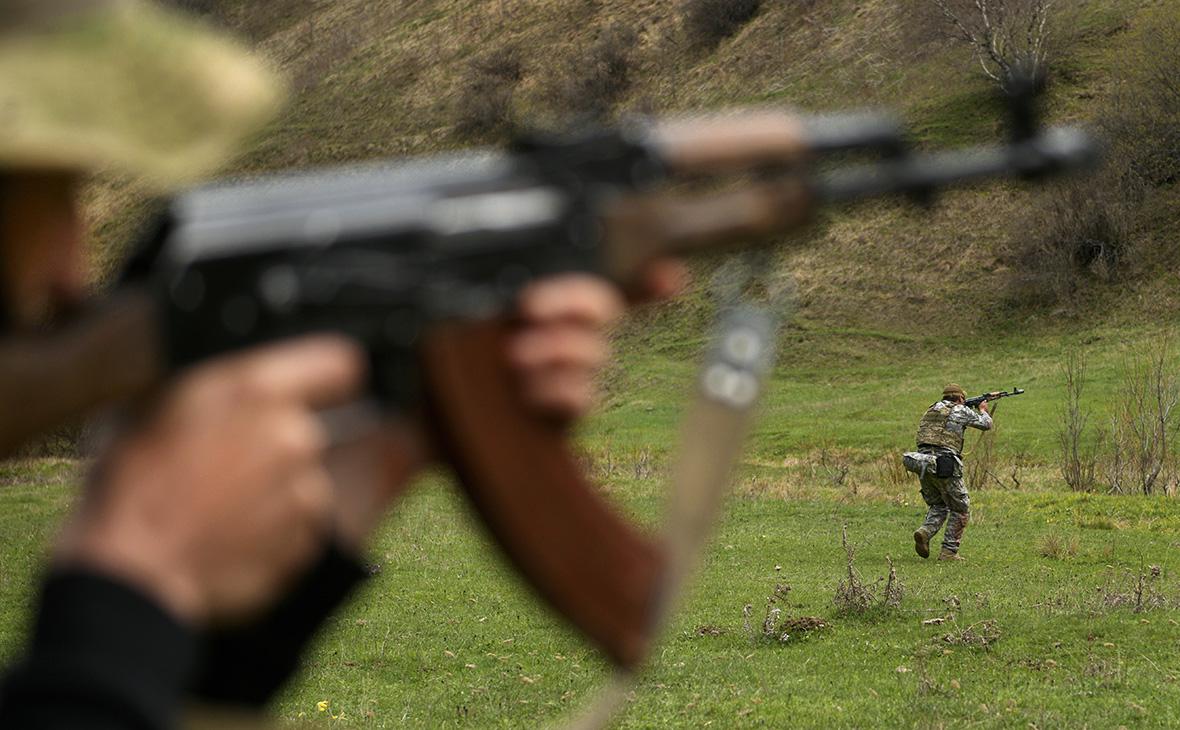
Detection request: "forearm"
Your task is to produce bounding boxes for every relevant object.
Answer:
[0,570,197,730]
[189,539,369,707]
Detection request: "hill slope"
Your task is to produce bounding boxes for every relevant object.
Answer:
[92,1,1179,346]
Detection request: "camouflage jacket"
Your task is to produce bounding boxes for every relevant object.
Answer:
[915,400,992,453]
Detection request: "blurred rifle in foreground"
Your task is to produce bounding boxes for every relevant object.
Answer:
[965,388,1025,408]
[0,78,1095,672]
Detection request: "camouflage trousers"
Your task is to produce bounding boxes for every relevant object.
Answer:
[917,453,970,554]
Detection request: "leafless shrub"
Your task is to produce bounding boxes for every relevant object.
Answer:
[680,0,761,50]
[582,444,659,481]
[1007,7,1180,306]
[928,0,1055,93]
[1104,341,1180,496]
[1095,566,1169,613]
[817,447,852,490]
[1058,350,1104,492]
[834,525,875,613]
[1008,171,1139,305]
[1083,653,1125,688]
[545,25,637,121]
[453,46,524,141]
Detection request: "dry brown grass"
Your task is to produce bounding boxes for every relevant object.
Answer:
[1037,533,1080,560]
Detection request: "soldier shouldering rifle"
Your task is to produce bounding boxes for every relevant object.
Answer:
[904,385,1024,561]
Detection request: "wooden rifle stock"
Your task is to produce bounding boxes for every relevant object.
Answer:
[420,319,664,669]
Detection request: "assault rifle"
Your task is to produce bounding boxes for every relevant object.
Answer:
[0,83,1093,671]
[965,388,1025,408]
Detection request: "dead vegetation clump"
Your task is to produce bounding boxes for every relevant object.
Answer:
[583,445,658,482]
[817,446,852,491]
[1037,533,1080,560]
[741,582,829,644]
[875,453,910,490]
[680,0,761,50]
[834,525,904,614]
[941,619,1002,648]
[453,45,524,141]
[543,25,638,121]
[1095,565,1169,613]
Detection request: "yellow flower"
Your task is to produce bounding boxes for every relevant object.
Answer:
[317,700,329,712]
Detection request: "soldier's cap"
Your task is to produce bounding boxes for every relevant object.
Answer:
[0,0,284,188]
[942,383,966,400]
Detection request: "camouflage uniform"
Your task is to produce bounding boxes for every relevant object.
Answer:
[914,396,991,556]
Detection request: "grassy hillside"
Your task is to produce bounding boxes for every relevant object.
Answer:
[93,0,1180,340]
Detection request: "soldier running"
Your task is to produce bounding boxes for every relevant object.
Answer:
[912,383,991,561]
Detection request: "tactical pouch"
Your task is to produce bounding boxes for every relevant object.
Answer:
[935,453,957,479]
[902,451,936,476]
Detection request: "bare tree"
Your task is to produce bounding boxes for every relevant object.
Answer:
[1058,350,1102,491]
[930,0,1055,92]
[1106,341,1180,495]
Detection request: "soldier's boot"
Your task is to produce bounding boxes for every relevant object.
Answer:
[937,548,965,561]
[913,528,931,559]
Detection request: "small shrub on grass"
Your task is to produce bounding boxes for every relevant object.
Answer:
[1037,533,1080,560]
[544,25,638,121]
[833,525,904,614]
[940,619,1001,649]
[680,0,761,49]
[453,46,524,141]
[1006,6,1180,307]
[815,446,852,490]
[1058,350,1104,492]
[1104,340,1180,496]
[1095,566,1169,613]
[834,525,874,613]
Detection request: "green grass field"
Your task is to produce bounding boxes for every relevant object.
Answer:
[3,333,1180,728]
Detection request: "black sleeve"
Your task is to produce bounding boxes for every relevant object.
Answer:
[188,540,369,707]
[0,570,197,730]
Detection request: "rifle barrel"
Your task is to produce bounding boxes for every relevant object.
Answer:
[812,126,1097,203]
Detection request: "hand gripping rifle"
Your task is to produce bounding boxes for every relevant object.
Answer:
[0,82,1094,685]
[965,387,1026,408]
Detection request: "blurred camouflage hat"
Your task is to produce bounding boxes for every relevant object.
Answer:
[0,0,284,187]
[942,383,966,400]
